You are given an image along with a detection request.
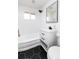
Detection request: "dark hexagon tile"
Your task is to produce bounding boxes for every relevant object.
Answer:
[39,46,45,53]
[18,53,25,59]
[25,58,31,59]
[33,46,41,54]
[31,55,40,59]
[18,46,47,59]
[24,49,33,58]
[40,51,47,59]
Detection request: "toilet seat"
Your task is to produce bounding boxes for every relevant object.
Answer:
[47,46,60,59]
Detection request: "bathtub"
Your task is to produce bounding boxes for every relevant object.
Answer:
[18,33,41,52]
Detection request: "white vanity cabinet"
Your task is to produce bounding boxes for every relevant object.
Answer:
[40,29,57,52]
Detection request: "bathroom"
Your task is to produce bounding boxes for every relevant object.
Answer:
[18,0,60,59]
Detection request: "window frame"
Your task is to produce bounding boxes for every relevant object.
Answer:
[24,12,36,20]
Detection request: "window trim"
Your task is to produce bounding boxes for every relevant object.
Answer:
[24,12,36,20]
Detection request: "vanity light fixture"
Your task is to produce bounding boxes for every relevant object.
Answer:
[39,10,43,13]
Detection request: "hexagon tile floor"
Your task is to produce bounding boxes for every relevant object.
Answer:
[18,46,47,59]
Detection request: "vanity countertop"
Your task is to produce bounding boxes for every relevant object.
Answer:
[40,28,57,33]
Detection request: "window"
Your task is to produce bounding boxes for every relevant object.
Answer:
[31,14,36,20]
[24,12,36,20]
[24,13,30,20]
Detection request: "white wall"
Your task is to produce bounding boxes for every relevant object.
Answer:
[40,0,60,32]
[18,5,42,36]
[18,0,59,36]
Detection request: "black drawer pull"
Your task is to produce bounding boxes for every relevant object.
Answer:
[41,33,45,36]
[41,37,45,40]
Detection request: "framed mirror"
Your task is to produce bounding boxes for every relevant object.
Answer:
[46,1,58,23]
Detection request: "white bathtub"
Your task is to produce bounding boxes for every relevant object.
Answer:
[18,33,41,52]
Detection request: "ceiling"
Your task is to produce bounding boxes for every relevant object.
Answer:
[18,0,50,9]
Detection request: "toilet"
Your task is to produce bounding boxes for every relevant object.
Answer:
[47,46,60,59]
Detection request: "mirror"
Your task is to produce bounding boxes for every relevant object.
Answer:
[46,1,58,23]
